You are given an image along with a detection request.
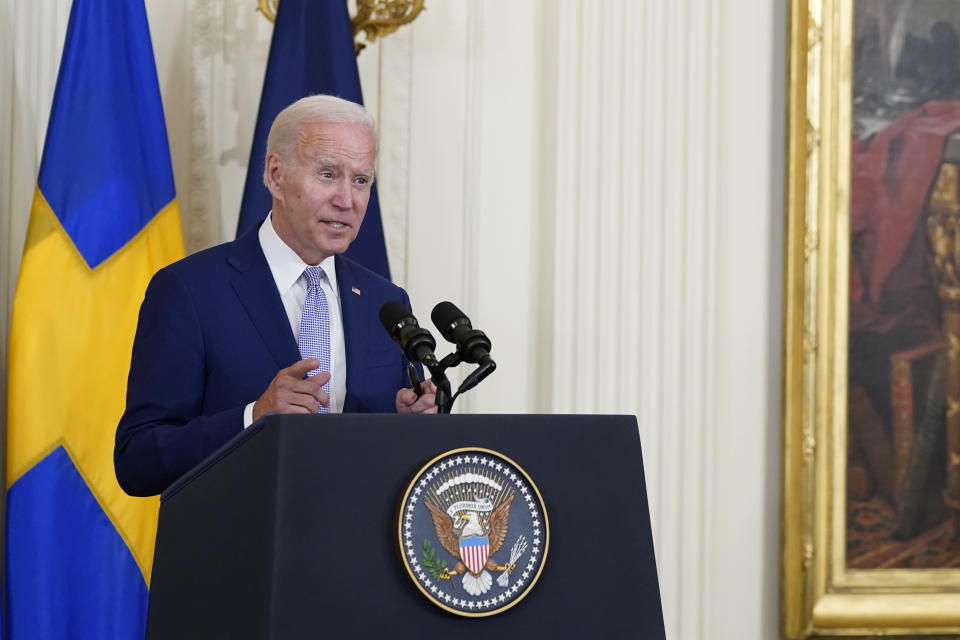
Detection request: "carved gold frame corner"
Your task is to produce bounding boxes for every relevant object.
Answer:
[784,1,960,637]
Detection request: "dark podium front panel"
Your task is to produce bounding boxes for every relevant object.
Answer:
[146,414,664,639]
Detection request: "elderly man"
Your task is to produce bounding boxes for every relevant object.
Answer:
[115,95,436,497]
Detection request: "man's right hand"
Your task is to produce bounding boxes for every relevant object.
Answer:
[252,358,331,420]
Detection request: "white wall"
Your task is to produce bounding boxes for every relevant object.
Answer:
[712,2,785,638]
[0,1,785,637]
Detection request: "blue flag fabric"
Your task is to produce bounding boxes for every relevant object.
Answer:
[237,0,390,280]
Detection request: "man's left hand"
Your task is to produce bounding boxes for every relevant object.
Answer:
[396,379,438,414]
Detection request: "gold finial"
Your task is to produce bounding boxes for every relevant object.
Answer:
[256,0,279,22]
[351,0,426,54]
[257,1,425,54]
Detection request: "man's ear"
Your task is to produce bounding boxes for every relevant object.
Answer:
[264,152,285,201]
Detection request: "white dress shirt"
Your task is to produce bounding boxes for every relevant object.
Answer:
[243,213,347,426]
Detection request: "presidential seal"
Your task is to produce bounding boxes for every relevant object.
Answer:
[398,448,549,617]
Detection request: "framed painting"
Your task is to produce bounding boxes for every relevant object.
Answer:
[784,0,960,637]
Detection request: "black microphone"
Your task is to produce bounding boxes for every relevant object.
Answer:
[431,301,494,366]
[379,301,439,367]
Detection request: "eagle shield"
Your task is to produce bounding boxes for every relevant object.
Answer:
[459,535,489,575]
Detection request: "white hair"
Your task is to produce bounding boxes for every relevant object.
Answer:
[262,94,377,185]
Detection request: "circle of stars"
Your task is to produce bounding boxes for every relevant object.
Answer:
[402,452,545,613]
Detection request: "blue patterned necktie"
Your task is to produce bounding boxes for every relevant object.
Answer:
[299,266,331,413]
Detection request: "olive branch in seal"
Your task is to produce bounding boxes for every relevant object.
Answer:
[421,539,450,582]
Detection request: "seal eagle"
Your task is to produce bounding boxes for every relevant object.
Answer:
[426,494,515,595]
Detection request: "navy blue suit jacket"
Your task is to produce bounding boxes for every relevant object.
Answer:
[115,227,412,496]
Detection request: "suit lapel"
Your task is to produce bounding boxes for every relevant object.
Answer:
[228,228,301,370]
[336,255,369,412]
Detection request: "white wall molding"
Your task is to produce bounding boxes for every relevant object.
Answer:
[456,0,485,413]
[537,1,721,636]
[709,1,784,637]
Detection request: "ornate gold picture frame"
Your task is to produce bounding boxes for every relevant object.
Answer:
[784,1,960,637]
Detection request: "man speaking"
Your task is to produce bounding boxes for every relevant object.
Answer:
[115,95,436,497]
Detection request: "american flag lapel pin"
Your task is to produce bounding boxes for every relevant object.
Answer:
[351,286,361,296]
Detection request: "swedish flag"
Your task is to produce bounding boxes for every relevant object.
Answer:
[5,0,184,636]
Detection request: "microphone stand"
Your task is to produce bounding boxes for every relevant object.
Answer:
[420,353,454,414]
[426,365,453,414]
[423,353,495,414]
[431,354,460,414]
